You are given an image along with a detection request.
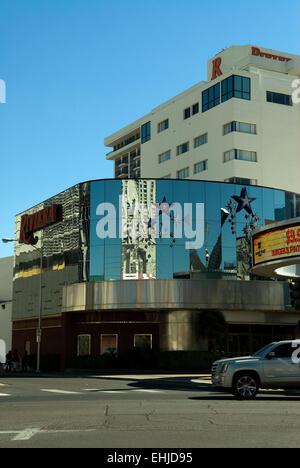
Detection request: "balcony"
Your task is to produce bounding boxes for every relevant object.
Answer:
[106,133,141,159]
[132,160,141,170]
[115,167,129,179]
[133,150,141,160]
[118,161,129,169]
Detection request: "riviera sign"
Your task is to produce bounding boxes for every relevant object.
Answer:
[19,204,61,244]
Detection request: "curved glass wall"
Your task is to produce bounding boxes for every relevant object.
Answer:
[89,179,300,282]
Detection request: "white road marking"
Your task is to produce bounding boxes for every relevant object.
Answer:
[191,379,211,384]
[0,428,96,441]
[40,389,82,395]
[97,390,128,394]
[0,393,10,397]
[83,388,164,394]
[131,389,163,393]
[83,389,103,391]
[13,428,41,441]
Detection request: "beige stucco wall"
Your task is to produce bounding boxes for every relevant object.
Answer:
[105,45,300,194]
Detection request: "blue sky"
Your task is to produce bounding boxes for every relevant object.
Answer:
[0,0,299,258]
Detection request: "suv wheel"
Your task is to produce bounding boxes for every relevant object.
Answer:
[232,373,259,399]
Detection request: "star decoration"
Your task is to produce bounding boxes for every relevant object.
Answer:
[232,187,256,215]
[155,196,172,216]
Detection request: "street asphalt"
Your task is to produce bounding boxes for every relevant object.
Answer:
[1,371,300,449]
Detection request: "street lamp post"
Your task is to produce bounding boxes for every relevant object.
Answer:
[2,237,43,373]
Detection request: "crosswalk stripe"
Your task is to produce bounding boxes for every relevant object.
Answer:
[13,428,40,441]
[96,391,128,394]
[40,389,82,395]
[83,389,163,394]
[131,389,163,393]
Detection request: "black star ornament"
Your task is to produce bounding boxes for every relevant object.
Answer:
[232,187,256,215]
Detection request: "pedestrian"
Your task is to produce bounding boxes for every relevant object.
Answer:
[5,350,12,373]
[12,350,19,373]
[22,350,29,372]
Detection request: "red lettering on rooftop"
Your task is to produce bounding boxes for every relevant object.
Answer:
[251,46,291,63]
[211,57,222,80]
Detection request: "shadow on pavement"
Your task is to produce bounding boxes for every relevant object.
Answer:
[126,377,213,392]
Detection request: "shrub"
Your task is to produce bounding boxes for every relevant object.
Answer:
[66,349,219,371]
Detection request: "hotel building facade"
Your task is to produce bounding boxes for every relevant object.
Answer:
[10,45,300,369]
[105,45,300,194]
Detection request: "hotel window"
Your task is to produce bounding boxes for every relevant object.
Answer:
[194,133,208,148]
[202,83,220,112]
[141,121,151,143]
[266,91,292,106]
[223,121,256,135]
[77,335,91,356]
[184,107,191,119]
[194,160,208,174]
[224,149,257,163]
[158,150,171,164]
[184,103,199,119]
[192,103,199,115]
[225,177,257,185]
[177,167,189,179]
[177,142,189,156]
[134,334,152,350]
[158,119,169,133]
[221,75,251,102]
[100,334,118,355]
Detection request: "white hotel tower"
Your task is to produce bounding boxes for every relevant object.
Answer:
[105,45,300,194]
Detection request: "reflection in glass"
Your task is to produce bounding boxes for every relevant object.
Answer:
[101,334,118,355]
[77,335,91,356]
[121,180,156,279]
[134,334,152,350]
[88,179,300,282]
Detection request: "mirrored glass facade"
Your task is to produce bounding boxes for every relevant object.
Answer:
[13,183,90,320]
[89,179,300,282]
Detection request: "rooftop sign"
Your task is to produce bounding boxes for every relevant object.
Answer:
[251,46,291,63]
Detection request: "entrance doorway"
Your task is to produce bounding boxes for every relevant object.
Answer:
[216,324,296,357]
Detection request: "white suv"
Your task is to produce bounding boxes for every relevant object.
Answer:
[211,340,300,399]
